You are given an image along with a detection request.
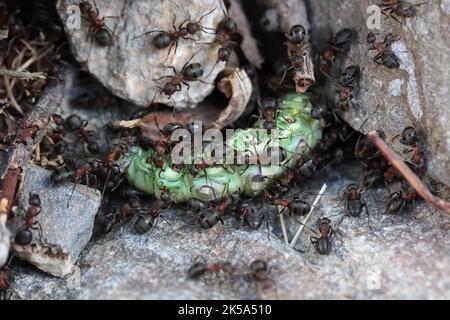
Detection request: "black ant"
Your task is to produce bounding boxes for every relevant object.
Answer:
[263,190,312,217]
[367,32,400,69]
[134,9,216,58]
[249,259,273,289]
[154,55,206,101]
[187,258,235,279]
[336,65,361,112]
[319,28,354,76]
[14,193,43,246]
[343,183,368,218]
[281,24,314,89]
[378,0,421,24]
[396,126,426,173]
[385,181,419,214]
[79,0,115,47]
[235,200,265,230]
[311,218,333,255]
[203,11,239,77]
[134,199,167,234]
[259,97,278,134]
[134,15,191,57]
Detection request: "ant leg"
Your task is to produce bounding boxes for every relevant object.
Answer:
[279,65,294,85]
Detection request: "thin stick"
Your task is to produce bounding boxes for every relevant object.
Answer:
[290,183,327,248]
[367,131,450,215]
[278,205,289,245]
[0,69,47,80]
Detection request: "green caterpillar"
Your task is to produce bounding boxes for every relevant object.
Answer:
[117,93,322,203]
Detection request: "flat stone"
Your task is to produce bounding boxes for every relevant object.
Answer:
[9,162,450,299]
[9,164,101,277]
[57,0,226,108]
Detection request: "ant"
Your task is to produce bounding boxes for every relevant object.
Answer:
[134,201,161,234]
[319,28,354,76]
[311,218,333,255]
[396,126,426,173]
[187,258,235,279]
[263,190,312,217]
[259,98,278,134]
[367,32,400,69]
[203,10,239,77]
[385,181,418,214]
[279,25,309,84]
[14,193,43,246]
[79,0,115,47]
[235,200,264,230]
[249,259,273,289]
[378,0,420,24]
[198,197,232,229]
[342,183,369,219]
[336,65,361,112]
[134,15,192,57]
[154,55,206,101]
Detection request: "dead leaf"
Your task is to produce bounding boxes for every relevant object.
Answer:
[213,68,252,129]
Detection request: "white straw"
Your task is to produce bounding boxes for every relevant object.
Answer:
[289,183,327,248]
[278,205,289,245]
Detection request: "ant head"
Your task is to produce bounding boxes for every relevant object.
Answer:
[311,103,329,120]
[250,259,268,273]
[287,25,306,44]
[366,32,376,44]
[347,183,359,192]
[79,1,92,14]
[218,47,231,62]
[219,17,237,34]
[199,208,222,229]
[261,97,278,110]
[341,65,360,84]
[400,126,417,145]
[162,122,184,136]
[333,28,354,46]
[28,193,41,207]
[186,22,198,35]
[183,63,203,79]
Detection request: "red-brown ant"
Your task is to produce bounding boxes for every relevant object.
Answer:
[250,259,274,289]
[14,193,43,246]
[319,28,354,76]
[336,65,361,112]
[367,32,400,69]
[378,0,421,24]
[79,0,115,47]
[203,10,239,77]
[198,196,234,229]
[311,218,333,255]
[187,258,236,279]
[259,97,278,134]
[395,126,426,173]
[154,55,207,101]
[342,183,369,219]
[280,24,312,87]
[134,199,168,234]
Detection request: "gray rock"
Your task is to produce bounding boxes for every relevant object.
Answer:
[9,162,450,299]
[9,164,101,277]
[57,0,226,108]
[306,0,450,186]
